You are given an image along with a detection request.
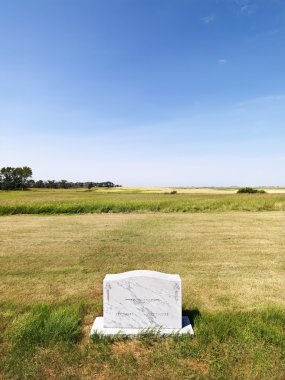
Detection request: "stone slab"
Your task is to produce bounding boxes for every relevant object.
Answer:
[103,270,182,329]
[90,316,194,337]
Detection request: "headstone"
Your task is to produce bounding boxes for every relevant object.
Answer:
[90,270,194,336]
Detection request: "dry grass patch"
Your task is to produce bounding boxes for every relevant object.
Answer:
[0,211,285,379]
[0,212,284,311]
[112,340,143,361]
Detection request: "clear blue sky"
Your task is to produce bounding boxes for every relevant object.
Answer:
[0,0,284,186]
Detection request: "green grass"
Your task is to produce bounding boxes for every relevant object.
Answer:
[8,304,81,347]
[1,307,284,379]
[0,188,285,215]
[0,211,284,379]
[3,304,81,379]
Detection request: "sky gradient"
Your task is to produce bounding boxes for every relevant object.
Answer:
[0,0,284,186]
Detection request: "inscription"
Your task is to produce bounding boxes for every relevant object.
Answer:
[125,298,162,304]
[116,311,168,317]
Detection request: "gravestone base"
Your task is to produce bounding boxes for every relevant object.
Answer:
[90,316,194,337]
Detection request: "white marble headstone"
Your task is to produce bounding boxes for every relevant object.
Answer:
[103,270,181,329]
[90,270,194,336]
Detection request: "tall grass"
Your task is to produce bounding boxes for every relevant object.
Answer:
[9,304,81,346]
[3,304,81,379]
[0,193,284,215]
[1,305,284,379]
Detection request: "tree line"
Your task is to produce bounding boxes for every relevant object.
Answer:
[0,167,120,190]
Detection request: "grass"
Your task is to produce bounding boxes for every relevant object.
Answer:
[0,188,285,215]
[3,305,81,378]
[0,211,284,379]
[8,304,82,346]
[2,308,284,379]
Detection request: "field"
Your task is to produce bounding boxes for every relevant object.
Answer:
[0,189,285,379]
[0,188,285,215]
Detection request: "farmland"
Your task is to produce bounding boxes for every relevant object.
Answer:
[0,187,284,215]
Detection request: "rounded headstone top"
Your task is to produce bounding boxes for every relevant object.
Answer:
[104,270,181,282]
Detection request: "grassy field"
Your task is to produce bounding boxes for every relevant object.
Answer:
[0,188,285,215]
[0,205,284,379]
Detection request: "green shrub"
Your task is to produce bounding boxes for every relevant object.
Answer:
[237,187,266,194]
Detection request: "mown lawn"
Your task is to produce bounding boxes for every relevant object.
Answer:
[0,211,284,379]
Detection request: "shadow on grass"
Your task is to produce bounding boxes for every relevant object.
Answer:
[182,307,201,328]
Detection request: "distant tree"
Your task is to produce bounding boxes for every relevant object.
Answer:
[0,167,14,190]
[28,179,35,188]
[34,180,45,188]
[0,169,121,190]
[59,180,68,189]
[20,166,33,190]
[97,181,115,188]
[0,166,32,190]
[47,180,56,189]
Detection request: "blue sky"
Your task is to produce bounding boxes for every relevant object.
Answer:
[0,0,284,186]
